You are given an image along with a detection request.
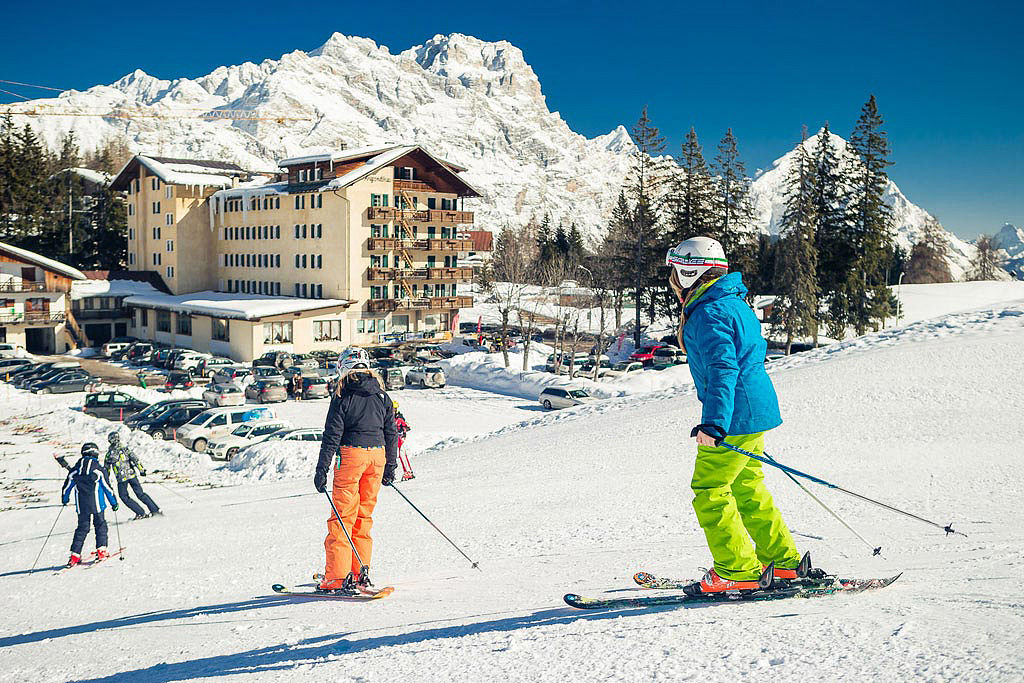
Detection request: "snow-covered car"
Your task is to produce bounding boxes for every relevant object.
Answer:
[202,383,246,407]
[175,405,276,452]
[405,365,446,388]
[539,386,593,410]
[236,427,324,456]
[206,418,293,461]
[651,347,687,369]
[602,361,644,379]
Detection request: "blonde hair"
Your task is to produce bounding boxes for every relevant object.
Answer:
[669,266,729,352]
[332,367,384,396]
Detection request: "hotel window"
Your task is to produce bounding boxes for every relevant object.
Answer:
[313,320,342,341]
[166,240,173,252]
[156,310,171,333]
[427,255,436,267]
[274,198,280,209]
[176,313,191,336]
[370,194,388,207]
[133,179,140,193]
[245,226,251,240]
[128,204,134,216]
[396,167,415,180]
[314,194,322,208]
[128,253,135,265]
[316,255,322,269]
[151,177,160,191]
[294,283,301,296]
[294,225,300,239]
[152,201,160,214]
[427,227,436,238]
[357,319,365,334]
[128,228,135,240]
[152,253,161,266]
[165,185,173,199]
[366,319,376,333]
[166,266,174,278]
[274,225,280,238]
[212,318,230,342]
[427,197,436,209]
[275,254,280,268]
[301,284,308,298]
[152,227,160,239]
[301,224,307,239]
[263,321,292,344]
[294,254,300,269]
[316,284,323,298]
[315,168,323,181]
[140,308,149,326]
[441,227,451,238]
[315,223,322,238]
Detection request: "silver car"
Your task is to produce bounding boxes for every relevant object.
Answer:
[539,387,593,410]
[405,365,446,388]
[245,379,288,403]
[202,383,246,407]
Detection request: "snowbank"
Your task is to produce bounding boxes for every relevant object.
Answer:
[225,440,319,482]
[893,280,1024,326]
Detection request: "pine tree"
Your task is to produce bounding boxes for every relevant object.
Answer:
[968,235,1004,280]
[625,107,669,348]
[536,214,555,267]
[668,126,717,245]
[711,128,757,280]
[773,129,820,351]
[904,217,952,283]
[599,191,635,329]
[848,95,896,334]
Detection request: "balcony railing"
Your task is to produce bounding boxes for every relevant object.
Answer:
[71,308,131,320]
[367,237,474,252]
[394,179,434,192]
[0,311,66,324]
[366,267,474,282]
[366,207,475,224]
[365,295,473,313]
[0,281,48,293]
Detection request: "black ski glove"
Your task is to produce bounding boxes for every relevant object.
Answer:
[112,503,119,512]
[139,469,147,477]
[381,463,397,487]
[690,423,726,446]
[314,467,329,493]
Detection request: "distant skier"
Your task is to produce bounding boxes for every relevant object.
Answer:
[666,236,805,595]
[314,363,398,594]
[104,432,161,520]
[61,442,118,567]
[392,400,415,481]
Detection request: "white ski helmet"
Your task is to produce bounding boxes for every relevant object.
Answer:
[339,355,370,371]
[666,237,728,289]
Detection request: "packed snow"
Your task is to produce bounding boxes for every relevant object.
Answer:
[1,290,1023,681]
[122,290,352,320]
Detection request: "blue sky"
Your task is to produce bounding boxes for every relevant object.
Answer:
[1,0,1020,239]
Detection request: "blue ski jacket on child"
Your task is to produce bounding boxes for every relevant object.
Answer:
[61,454,118,514]
[682,272,782,436]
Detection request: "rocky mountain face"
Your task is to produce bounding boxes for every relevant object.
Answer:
[992,223,1024,278]
[8,32,978,277]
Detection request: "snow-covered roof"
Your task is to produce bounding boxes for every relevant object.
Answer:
[322,145,481,196]
[52,167,113,185]
[0,241,87,280]
[278,144,467,172]
[71,278,162,300]
[110,155,250,192]
[122,290,353,320]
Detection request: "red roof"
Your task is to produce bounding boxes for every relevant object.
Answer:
[468,230,494,252]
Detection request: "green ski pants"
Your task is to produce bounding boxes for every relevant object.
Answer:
[691,432,802,580]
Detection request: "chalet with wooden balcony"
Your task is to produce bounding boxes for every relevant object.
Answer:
[0,241,87,353]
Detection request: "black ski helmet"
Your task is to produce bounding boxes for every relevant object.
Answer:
[81,442,100,457]
[107,431,120,444]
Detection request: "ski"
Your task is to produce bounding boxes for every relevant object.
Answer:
[633,571,899,592]
[565,574,899,610]
[271,583,394,600]
[83,548,125,567]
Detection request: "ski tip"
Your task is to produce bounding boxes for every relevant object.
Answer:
[563,593,583,607]
[271,584,286,593]
[633,572,656,586]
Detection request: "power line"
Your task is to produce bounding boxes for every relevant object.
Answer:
[0,78,66,92]
[0,87,31,101]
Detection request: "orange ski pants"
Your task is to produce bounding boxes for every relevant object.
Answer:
[324,446,385,581]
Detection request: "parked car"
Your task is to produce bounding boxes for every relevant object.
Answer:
[125,343,154,364]
[0,358,33,378]
[545,352,590,374]
[289,354,320,370]
[164,371,195,391]
[82,391,150,421]
[300,376,330,399]
[163,349,191,370]
[125,399,207,429]
[0,342,25,358]
[253,366,287,382]
[15,364,81,389]
[579,358,613,377]
[195,356,236,378]
[405,365,446,388]
[206,418,294,461]
[651,346,687,368]
[245,379,288,403]
[237,427,324,456]
[175,405,276,452]
[252,351,293,370]
[603,361,645,379]
[202,383,246,407]
[31,370,94,394]
[629,343,668,365]
[175,352,211,375]
[211,366,254,386]
[133,404,209,440]
[147,348,174,367]
[381,366,405,391]
[101,340,133,357]
[539,386,593,410]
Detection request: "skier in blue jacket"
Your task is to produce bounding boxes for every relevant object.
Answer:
[61,442,119,567]
[666,236,803,595]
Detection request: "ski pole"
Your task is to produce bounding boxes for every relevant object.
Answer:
[151,479,194,504]
[719,440,965,537]
[762,451,883,556]
[389,483,480,570]
[111,504,125,560]
[31,504,64,570]
[323,491,368,580]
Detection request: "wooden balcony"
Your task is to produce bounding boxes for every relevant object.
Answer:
[394,179,434,192]
[0,311,66,325]
[367,238,474,252]
[366,206,474,224]
[365,295,473,313]
[366,267,474,283]
[0,281,48,293]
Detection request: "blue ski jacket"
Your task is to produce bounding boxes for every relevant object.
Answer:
[682,272,782,436]
[61,454,118,514]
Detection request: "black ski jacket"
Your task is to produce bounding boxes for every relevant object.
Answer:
[317,373,398,471]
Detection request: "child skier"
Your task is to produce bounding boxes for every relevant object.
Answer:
[104,432,161,520]
[393,400,415,481]
[61,442,119,567]
[666,236,805,595]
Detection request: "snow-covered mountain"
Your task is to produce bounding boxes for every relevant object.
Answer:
[992,223,1024,278]
[7,32,973,276]
[750,131,976,279]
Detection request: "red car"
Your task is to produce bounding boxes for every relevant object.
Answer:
[629,343,668,365]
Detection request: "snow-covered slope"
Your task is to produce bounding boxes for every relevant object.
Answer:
[1,302,1023,681]
[992,222,1024,277]
[751,130,977,279]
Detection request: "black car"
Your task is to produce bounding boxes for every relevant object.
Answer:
[135,404,209,440]
[31,370,94,394]
[164,371,195,390]
[0,358,33,379]
[126,344,154,365]
[82,391,150,421]
[163,349,190,370]
[125,398,207,429]
[16,366,81,389]
[252,351,293,370]
[8,362,57,385]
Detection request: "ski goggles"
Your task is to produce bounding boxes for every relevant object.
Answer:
[665,250,728,270]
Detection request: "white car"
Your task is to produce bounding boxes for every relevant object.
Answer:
[539,386,593,410]
[405,365,446,388]
[0,343,25,358]
[175,352,211,374]
[237,427,324,455]
[603,361,645,379]
[100,341,132,357]
[175,405,276,452]
[206,418,293,461]
[202,383,246,407]
[196,357,236,378]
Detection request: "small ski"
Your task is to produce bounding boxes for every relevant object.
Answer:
[566,574,900,610]
[271,584,394,600]
[83,548,125,567]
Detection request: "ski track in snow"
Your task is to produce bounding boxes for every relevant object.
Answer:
[1,295,1023,682]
